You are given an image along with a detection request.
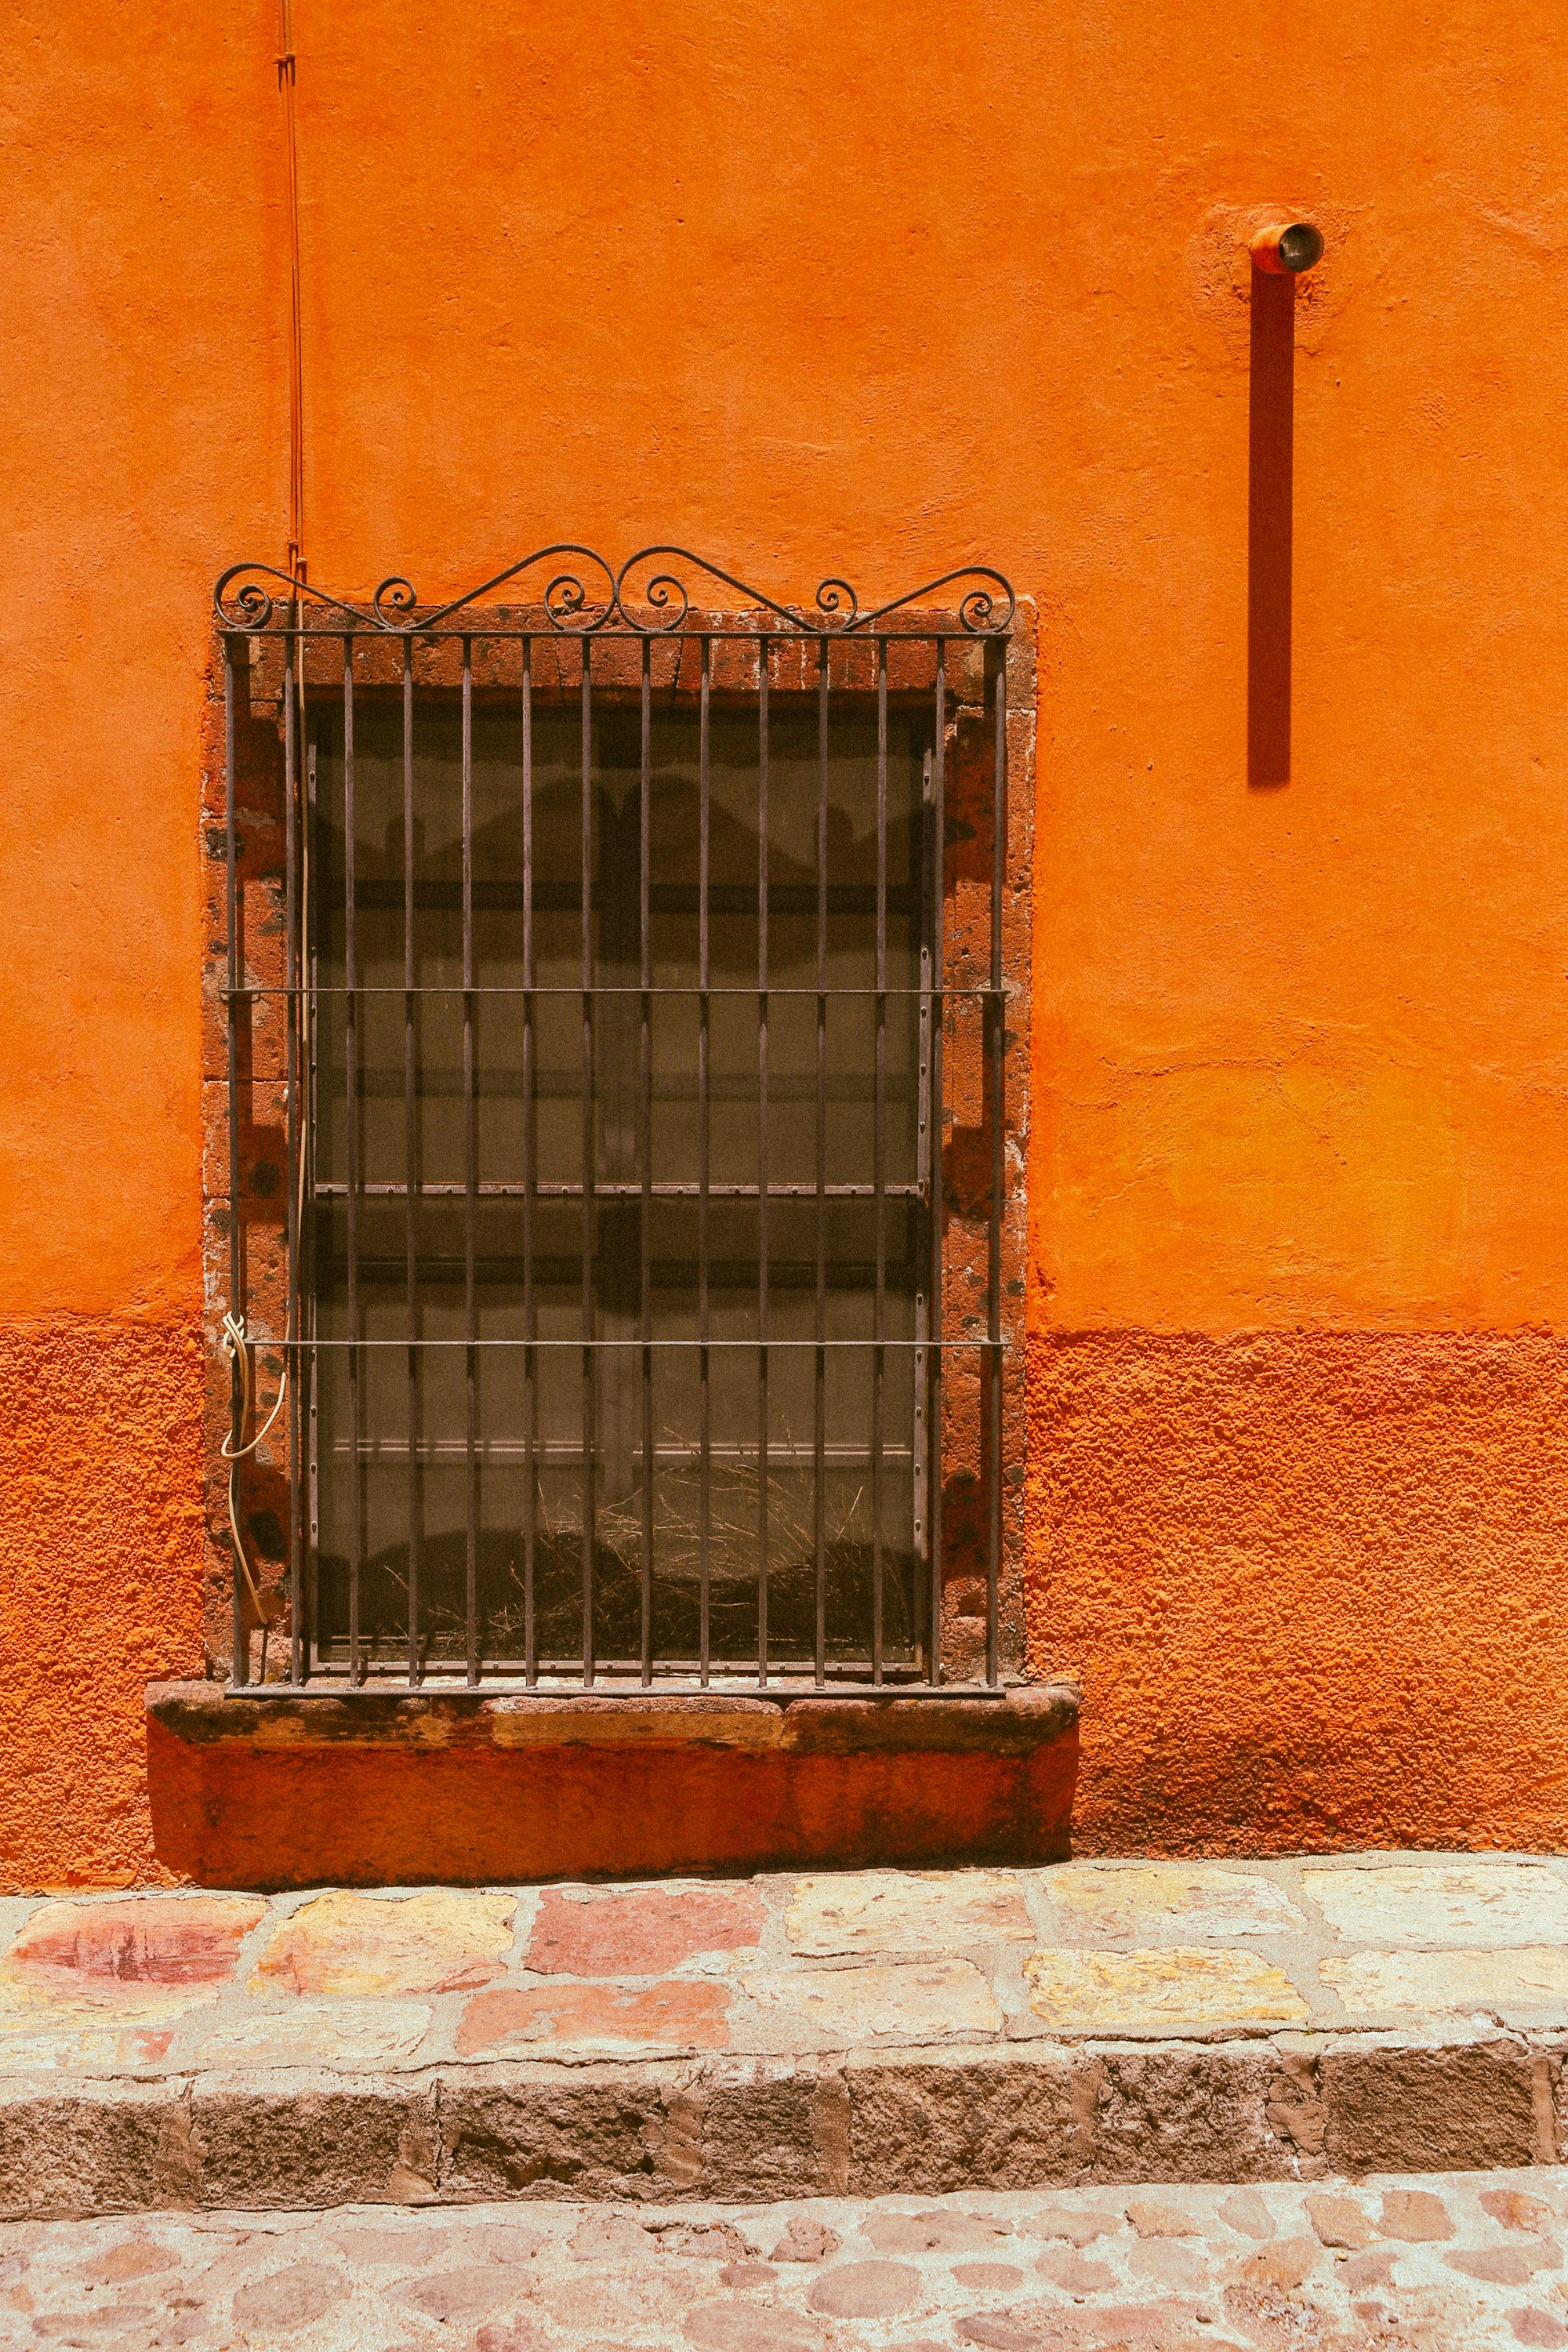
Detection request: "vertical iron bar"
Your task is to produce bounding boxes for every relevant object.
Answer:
[522,638,537,1686]
[814,637,828,1686]
[639,638,654,1685]
[873,638,887,1684]
[343,637,361,1686]
[930,643,946,1686]
[403,639,419,1687]
[581,638,596,1685]
[463,638,478,1686]
[988,645,1007,1690]
[284,622,302,1686]
[223,639,245,1686]
[307,734,320,1674]
[757,636,769,1686]
[913,744,930,1681]
[698,636,711,1686]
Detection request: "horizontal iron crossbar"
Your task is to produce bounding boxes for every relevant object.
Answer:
[225,984,1005,1000]
[237,1678,1017,1701]
[245,1338,1012,1352]
[314,1181,925,1200]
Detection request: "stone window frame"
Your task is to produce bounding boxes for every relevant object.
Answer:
[199,587,1034,1696]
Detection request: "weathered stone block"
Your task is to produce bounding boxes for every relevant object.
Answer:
[1086,2044,1294,2183]
[699,2063,847,2201]
[0,2080,198,2218]
[1215,2187,1273,2238]
[1024,1945,1308,2029]
[456,1980,731,2058]
[1034,2246,1117,2292]
[740,1959,1001,2049]
[1305,1863,1568,1948]
[862,2208,1016,2255]
[1305,2190,1375,2248]
[845,2048,1088,2193]
[1265,2045,1326,2172]
[0,1896,263,2020]
[1231,2234,1317,2291]
[1323,1945,1568,2019]
[198,1998,434,2069]
[1480,2186,1559,2231]
[249,1889,514,1998]
[786,1870,1033,1957]
[808,2258,926,2318]
[191,2077,440,2206]
[1125,2195,1203,2237]
[1378,2185,1455,2239]
[1319,2038,1543,2173]
[437,2065,677,2201]
[528,1885,764,1976]
[1446,2243,1546,2283]
[0,2020,177,2072]
[1038,1863,1305,1942]
[232,2264,351,2334]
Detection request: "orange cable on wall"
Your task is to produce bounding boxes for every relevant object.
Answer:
[226,2,309,1672]
[278,0,304,583]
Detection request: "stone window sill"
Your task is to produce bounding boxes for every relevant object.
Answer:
[146,1679,1079,1759]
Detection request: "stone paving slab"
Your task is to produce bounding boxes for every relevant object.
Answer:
[6,1855,1568,2212]
[9,2169,1568,2347]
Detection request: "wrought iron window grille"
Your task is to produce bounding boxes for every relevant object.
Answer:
[212,546,1026,1698]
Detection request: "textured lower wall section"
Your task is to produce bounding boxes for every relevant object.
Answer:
[1027,1330,1568,1855]
[9,1314,1566,1886]
[0,1319,205,1889]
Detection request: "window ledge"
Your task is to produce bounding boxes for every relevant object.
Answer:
[145,1679,1079,1759]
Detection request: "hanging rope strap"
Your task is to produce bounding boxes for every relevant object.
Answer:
[220,1313,289,1621]
[220,1311,289,1458]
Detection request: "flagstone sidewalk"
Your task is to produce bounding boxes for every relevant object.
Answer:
[11,2170,1568,2350]
[5,1853,1568,2216]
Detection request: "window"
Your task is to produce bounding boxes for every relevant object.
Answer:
[212,550,1025,1695]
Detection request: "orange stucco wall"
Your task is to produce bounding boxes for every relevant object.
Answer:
[5,1,1568,1885]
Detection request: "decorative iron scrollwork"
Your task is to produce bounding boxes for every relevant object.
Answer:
[214,546,1014,635]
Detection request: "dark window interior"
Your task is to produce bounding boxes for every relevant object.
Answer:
[308,688,935,1675]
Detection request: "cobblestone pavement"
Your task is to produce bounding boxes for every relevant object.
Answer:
[9,2171,1568,2349]
[7,1853,1568,2078]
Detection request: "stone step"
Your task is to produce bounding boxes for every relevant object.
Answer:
[4,1853,1568,2216]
